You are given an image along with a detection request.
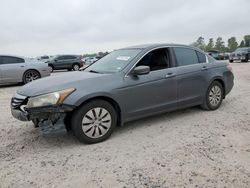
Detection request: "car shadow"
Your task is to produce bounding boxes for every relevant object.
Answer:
[35,106,204,147]
[0,83,23,88]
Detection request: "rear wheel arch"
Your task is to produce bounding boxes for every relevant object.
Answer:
[212,78,225,98]
[22,69,41,83]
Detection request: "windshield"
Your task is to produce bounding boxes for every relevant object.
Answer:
[235,48,249,52]
[85,49,141,73]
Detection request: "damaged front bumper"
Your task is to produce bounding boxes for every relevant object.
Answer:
[11,104,75,136]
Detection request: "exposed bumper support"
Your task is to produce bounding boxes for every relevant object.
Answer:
[11,104,75,136]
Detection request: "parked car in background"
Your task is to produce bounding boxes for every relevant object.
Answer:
[0,55,50,84]
[207,50,222,60]
[11,44,234,144]
[229,47,250,63]
[84,56,101,65]
[222,52,230,60]
[37,55,50,61]
[46,55,84,72]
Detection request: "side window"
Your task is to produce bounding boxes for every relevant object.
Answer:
[196,51,207,63]
[0,56,3,64]
[136,48,170,71]
[1,56,25,64]
[67,56,77,60]
[57,56,66,60]
[174,47,199,66]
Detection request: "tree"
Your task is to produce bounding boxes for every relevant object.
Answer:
[215,37,226,52]
[227,37,238,52]
[239,40,245,47]
[243,35,250,47]
[206,38,214,51]
[191,36,206,50]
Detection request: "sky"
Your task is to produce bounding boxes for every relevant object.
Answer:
[0,0,249,57]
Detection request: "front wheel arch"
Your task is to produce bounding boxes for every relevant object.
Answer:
[22,69,41,83]
[71,96,122,127]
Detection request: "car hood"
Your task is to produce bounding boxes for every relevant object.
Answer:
[17,71,117,97]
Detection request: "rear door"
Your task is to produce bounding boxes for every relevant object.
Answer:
[0,56,26,83]
[172,47,209,107]
[53,56,67,69]
[65,55,78,68]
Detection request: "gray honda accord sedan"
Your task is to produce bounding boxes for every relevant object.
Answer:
[11,44,234,144]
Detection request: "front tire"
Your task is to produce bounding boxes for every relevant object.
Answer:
[71,100,117,144]
[229,60,233,63]
[201,81,223,111]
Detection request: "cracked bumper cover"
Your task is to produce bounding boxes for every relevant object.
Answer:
[11,104,75,136]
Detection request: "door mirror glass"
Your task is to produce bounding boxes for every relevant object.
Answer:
[133,66,150,75]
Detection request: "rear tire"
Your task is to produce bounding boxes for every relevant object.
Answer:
[32,119,39,128]
[48,65,54,72]
[201,81,223,111]
[23,70,41,84]
[71,100,117,144]
[229,60,233,63]
[72,64,80,71]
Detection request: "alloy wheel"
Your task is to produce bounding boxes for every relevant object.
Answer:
[24,70,40,83]
[208,85,222,107]
[73,64,80,71]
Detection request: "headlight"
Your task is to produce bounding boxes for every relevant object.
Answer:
[26,88,75,108]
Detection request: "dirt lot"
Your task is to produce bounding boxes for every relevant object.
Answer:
[0,63,249,188]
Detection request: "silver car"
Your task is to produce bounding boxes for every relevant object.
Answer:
[0,55,50,84]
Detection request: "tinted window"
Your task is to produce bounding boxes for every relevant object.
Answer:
[66,56,77,60]
[174,47,199,66]
[0,56,25,64]
[136,48,169,71]
[57,56,66,60]
[196,51,206,63]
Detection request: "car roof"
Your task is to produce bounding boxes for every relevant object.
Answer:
[0,55,26,59]
[121,43,198,51]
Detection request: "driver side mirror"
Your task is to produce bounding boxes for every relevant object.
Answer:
[132,66,150,76]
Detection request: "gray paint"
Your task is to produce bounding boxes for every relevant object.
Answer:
[16,44,234,124]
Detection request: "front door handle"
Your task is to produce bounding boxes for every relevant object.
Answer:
[165,72,176,78]
[201,66,208,71]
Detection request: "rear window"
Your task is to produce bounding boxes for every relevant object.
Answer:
[173,47,199,66]
[196,51,206,63]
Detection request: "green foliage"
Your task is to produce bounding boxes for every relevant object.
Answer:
[244,35,250,47]
[227,37,238,52]
[83,51,109,58]
[191,35,250,52]
[191,36,206,51]
[215,37,226,52]
[206,38,214,51]
[239,40,245,47]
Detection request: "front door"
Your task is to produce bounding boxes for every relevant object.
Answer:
[117,48,178,121]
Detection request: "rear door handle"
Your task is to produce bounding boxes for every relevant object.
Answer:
[201,66,208,71]
[165,72,176,78]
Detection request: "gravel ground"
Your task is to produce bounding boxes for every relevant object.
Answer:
[0,62,249,188]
